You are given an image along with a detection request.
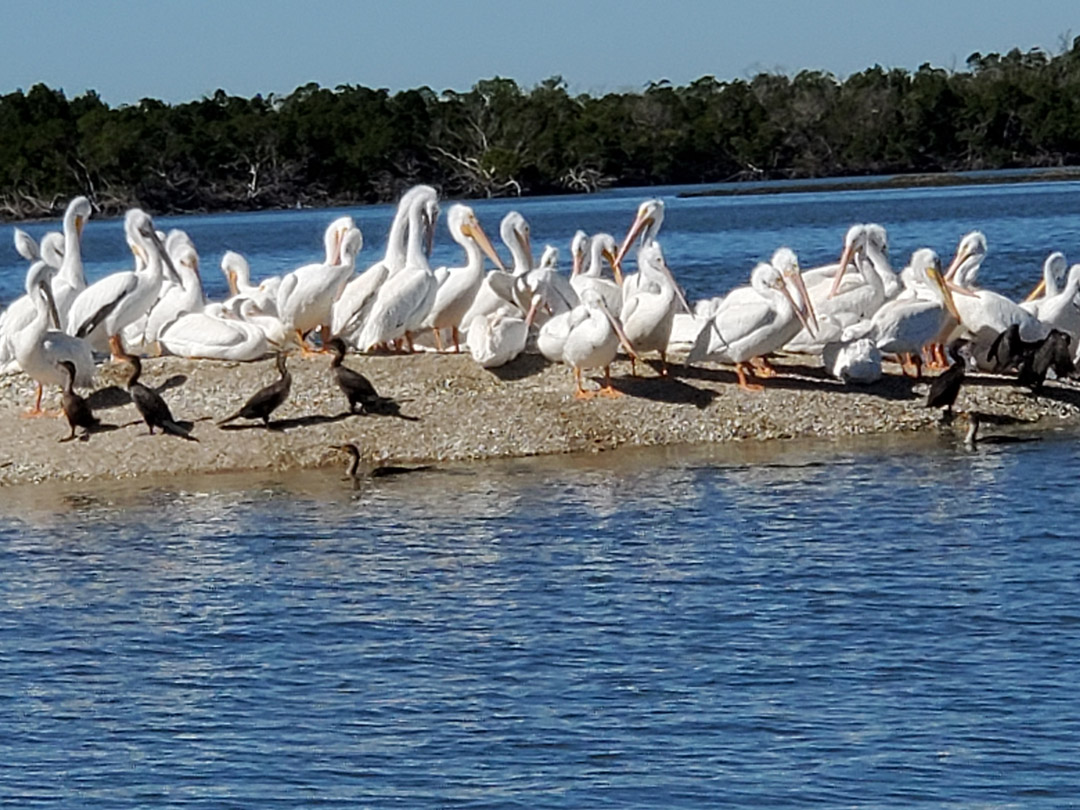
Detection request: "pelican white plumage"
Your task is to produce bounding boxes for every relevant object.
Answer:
[688,257,815,391]
[13,228,39,261]
[562,288,638,398]
[332,185,437,342]
[1026,262,1080,340]
[134,240,206,353]
[1020,251,1068,312]
[619,240,688,375]
[466,299,539,369]
[157,309,273,361]
[276,221,362,351]
[456,211,532,330]
[423,203,505,352]
[13,261,95,414]
[50,196,93,330]
[355,190,440,352]
[613,198,664,286]
[221,250,280,316]
[571,232,623,315]
[66,209,179,358]
[863,248,963,377]
[0,233,69,373]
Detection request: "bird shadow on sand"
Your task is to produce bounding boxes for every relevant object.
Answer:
[674,359,923,401]
[60,422,123,443]
[218,411,357,432]
[607,371,718,410]
[487,354,551,382]
[86,375,189,411]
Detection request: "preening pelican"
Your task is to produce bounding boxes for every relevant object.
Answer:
[423,203,505,352]
[1024,262,1080,341]
[67,209,179,358]
[276,222,362,351]
[13,261,95,414]
[562,288,638,398]
[571,232,623,314]
[466,299,539,369]
[221,250,280,315]
[355,188,440,352]
[1,229,74,373]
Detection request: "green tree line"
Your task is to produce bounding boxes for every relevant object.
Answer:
[3,39,1080,218]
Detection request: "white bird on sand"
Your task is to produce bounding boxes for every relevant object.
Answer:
[332,185,437,342]
[221,250,281,316]
[276,219,362,351]
[355,189,440,352]
[67,209,180,359]
[466,298,540,369]
[50,196,93,330]
[423,203,505,352]
[13,260,95,415]
[619,240,689,375]
[688,256,815,391]
[613,198,664,286]
[562,288,638,398]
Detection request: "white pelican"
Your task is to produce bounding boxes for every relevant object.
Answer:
[13,261,95,414]
[944,231,1049,348]
[562,288,638,398]
[466,298,539,369]
[863,248,963,377]
[67,209,179,358]
[459,210,536,330]
[688,258,815,391]
[332,184,437,342]
[619,240,689,375]
[221,250,280,315]
[571,232,622,314]
[136,240,206,353]
[276,222,362,351]
[355,191,440,352]
[51,196,92,330]
[158,309,273,361]
[13,228,39,261]
[1020,252,1068,310]
[1026,262,1080,340]
[423,203,505,352]
[613,198,664,285]
[1,234,65,373]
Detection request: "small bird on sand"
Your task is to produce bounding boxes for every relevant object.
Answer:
[325,337,417,420]
[57,359,99,442]
[218,352,292,427]
[125,354,198,441]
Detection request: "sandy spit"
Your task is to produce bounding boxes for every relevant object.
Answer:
[1,350,1078,487]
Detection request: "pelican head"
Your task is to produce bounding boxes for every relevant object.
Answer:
[450,204,506,271]
[944,230,987,283]
[64,195,92,240]
[914,248,962,322]
[500,212,533,275]
[570,230,588,276]
[614,198,665,273]
[771,246,817,334]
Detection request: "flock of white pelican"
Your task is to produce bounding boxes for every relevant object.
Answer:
[2,184,1078,419]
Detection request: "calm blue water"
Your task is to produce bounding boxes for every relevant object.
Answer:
[3,182,1080,807]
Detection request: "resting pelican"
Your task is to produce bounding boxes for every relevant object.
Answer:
[614,198,664,285]
[131,239,206,353]
[67,209,179,359]
[276,222,362,351]
[423,204,505,352]
[619,240,689,375]
[521,245,578,324]
[563,288,638,398]
[466,299,539,369]
[1024,262,1080,340]
[13,261,95,415]
[13,228,39,261]
[332,185,437,342]
[688,258,815,391]
[863,248,963,377]
[355,191,440,352]
[51,196,93,330]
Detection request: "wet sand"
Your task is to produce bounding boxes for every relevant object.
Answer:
[1,350,1078,488]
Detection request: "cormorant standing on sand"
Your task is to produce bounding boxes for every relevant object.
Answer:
[925,341,969,420]
[218,352,292,427]
[325,337,417,420]
[125,354,198,441]
[58,359,99,442]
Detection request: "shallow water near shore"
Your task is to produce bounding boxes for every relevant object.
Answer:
[4,428,1080,807]
[5,180,1080,806]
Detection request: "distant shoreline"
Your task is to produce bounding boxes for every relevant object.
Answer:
[678,168,1080,198]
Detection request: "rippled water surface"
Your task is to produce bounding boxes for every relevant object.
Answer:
[4,181,1080,806]
[3,431,1080,807]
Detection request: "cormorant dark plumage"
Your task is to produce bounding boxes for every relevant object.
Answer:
[58,359,99,442]
[331,443,431,482]
[987,323,1041,373]
[1018,329,1074,392]
[964,413,1038,448]
[218,352,291,427]
[125,355,198,441]
[925,341,968,418]
[326,337,417,420]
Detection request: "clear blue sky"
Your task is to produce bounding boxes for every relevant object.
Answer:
[2,0,1077,105]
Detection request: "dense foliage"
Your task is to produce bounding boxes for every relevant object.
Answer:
[3,40,1080,218]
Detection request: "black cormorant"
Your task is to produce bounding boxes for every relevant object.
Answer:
[326,338,417,420]
[126,355,198,441]
[57,359,99,442]
[218,352,291,427]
